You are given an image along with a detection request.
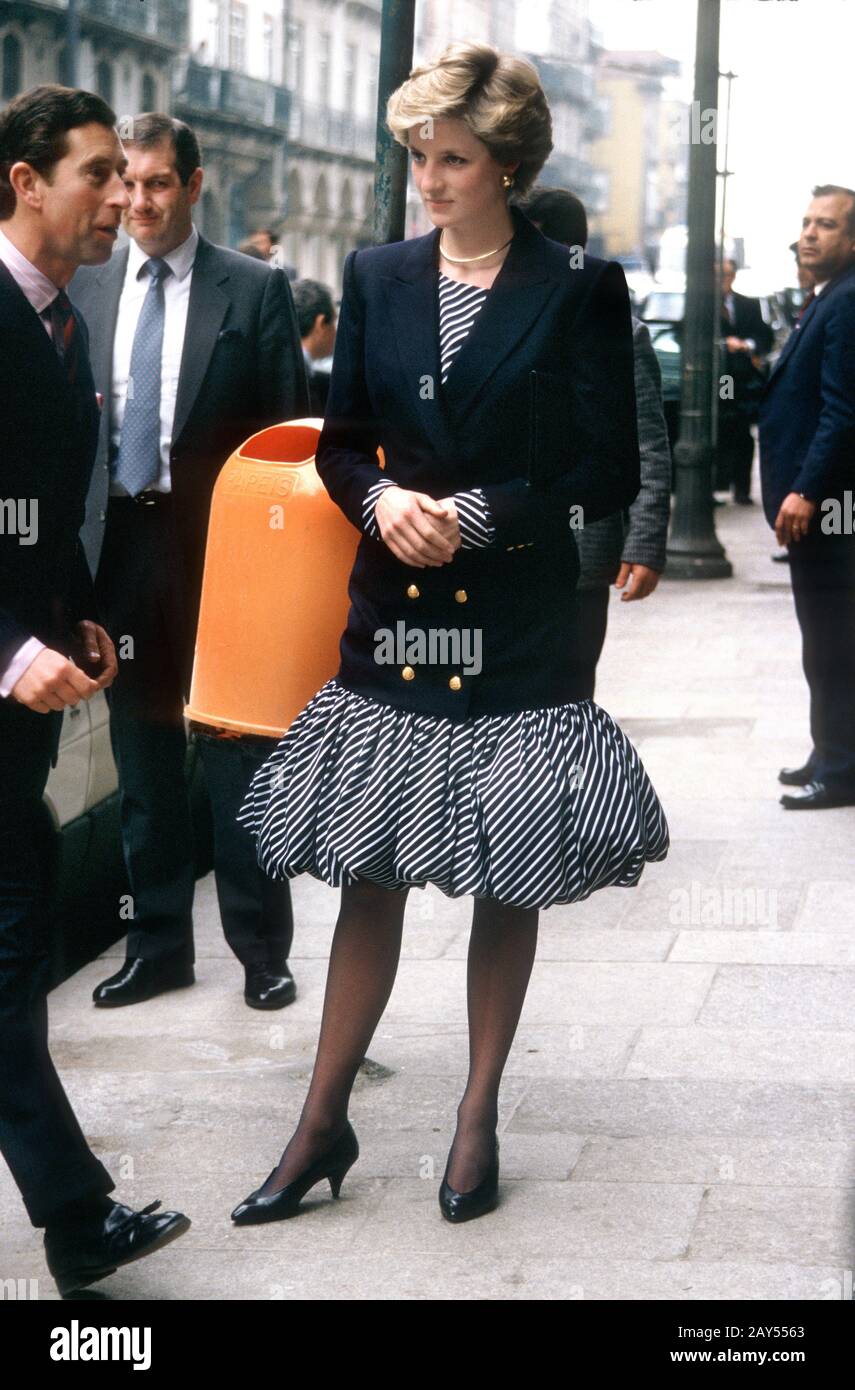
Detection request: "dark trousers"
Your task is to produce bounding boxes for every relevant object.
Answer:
[98,497,293,967]
[788,531,855,791]
[0,704,114,1226]
[567,585,611,701]
[716,411,755,497]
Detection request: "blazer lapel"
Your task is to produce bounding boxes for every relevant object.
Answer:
[767,265,855,385]
[383,204,558,454]
[0,259,70,399]
[172,235,229,445]
[767,294,819,383]
[384,232,452,454]
[83,246,127,436]
[439,207,558,426]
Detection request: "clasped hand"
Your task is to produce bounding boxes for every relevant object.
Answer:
[374,487,461,568]
[11,620,118,713]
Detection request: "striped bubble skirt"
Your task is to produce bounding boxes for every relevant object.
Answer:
[238,678,669,911]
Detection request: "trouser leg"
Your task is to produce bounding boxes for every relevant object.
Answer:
[730,419,755,497]
[788,533,855,791]
[195,733,294,968]
[108,692,195,963]
[97,497,195,963]
[0,709,114,1226]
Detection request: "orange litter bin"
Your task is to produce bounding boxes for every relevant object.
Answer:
[185,418,369,737]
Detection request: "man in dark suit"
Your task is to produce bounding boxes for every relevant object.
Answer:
[70,114,311,1009]
[0,83,189,1296]
[759,184,855,809]
[716,259,773,505]
[292,278,337,416]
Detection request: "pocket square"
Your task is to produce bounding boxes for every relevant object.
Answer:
[217,327,242,342]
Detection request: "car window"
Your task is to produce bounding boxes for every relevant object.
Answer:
[640,292,685,323]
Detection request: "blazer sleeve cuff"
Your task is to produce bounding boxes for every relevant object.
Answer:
[361,478,400,540]
[454,488,496,549]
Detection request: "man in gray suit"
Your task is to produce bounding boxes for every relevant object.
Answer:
[519,188,671,696]
[70,114,310,1010]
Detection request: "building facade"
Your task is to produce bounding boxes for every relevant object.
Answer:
[276,0,381,289]
[173,1,292,250]
[1,0,186,119]
[587,48,682,262]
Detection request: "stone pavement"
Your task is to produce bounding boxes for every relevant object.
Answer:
[2,496,854,1301]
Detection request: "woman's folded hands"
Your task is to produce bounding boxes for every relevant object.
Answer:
[374,487,461,568]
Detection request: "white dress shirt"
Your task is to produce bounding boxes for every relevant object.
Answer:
[109,225,198,495]
[0,229,63,696]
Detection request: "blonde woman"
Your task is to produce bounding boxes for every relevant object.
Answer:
[233,43,668,1225]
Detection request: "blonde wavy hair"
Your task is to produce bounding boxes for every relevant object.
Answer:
[385,42,553,199]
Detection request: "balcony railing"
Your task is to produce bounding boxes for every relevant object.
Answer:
[287,98,375,161]
[81,0,188,47]
[176,62,290,129]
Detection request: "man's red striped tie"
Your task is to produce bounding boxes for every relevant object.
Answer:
[48,289,79,387]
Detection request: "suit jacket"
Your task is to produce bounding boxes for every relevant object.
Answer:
[0,261,99,699]
[758,263,855,528]
[576,317,671,589]
[721,290,773,356]
[315,202,640,720]
[69,234,310,686]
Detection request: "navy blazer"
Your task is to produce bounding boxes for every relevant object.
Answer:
[759,263,855,527]
[0,261,99,686]
[315,203,640,720]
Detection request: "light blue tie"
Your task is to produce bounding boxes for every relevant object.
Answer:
[113,257,171,496]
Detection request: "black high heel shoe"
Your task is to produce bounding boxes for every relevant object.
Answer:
[438,1133,500,1223]
[231,1122,359,1226]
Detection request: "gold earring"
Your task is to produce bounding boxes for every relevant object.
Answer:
[502,174,514,188]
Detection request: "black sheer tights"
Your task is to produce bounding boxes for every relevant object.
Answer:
[260,883,539,1196]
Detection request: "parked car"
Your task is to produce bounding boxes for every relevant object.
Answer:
[637,287,792,463]
[616,255,655,308]
[638,289,685,333]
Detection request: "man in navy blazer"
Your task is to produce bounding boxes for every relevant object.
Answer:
[0,83,189,1297]
[759,185,855,808]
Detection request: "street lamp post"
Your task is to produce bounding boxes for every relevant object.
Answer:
[665,0,732,579]
[372,0,416,246]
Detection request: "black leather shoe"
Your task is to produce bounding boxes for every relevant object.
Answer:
[733,493,755,506]
[92,955,195,1007]
[778,762,814,787]
[45,1199,191,1297]
[231,1122,359,1225]
[439,1135,500,1224]
[244,964,296,1010]
[780,781,855,810]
